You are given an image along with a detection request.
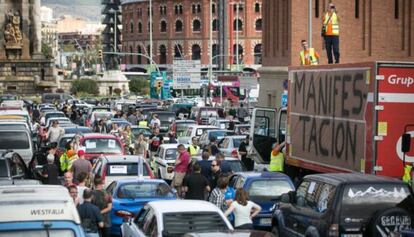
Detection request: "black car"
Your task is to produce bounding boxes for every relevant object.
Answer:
[271,173,414,237]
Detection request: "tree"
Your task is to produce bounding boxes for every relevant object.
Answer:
[113,88,122,96]
[129,77,150,95]
[71,79,99,95]
[41,42,53,59]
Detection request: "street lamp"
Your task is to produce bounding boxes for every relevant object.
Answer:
[149,0,153,71]
[108,8,120,53]
[230,1,244,69]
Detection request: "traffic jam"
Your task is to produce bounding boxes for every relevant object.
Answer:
[0,62,414,237]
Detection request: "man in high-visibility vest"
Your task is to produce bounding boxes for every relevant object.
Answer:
[187,136,200,156]
[269,142,285,172]
[322,2,340,64]
[300,40,320,66]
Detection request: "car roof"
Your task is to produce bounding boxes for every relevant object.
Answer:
[148,200,223,213]
[188,125,217,129]
[234,171,291,180]
[175,120,196,123]
[44,111,64,115]
[81,133,119,139]
[103,155,147,163]
[222,135,247,139]
[304,173,404,186]
[159,144,183,149]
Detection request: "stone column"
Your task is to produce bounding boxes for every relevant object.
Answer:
[32,0,41,54]
[21,0,31,59]
[0,0,6,59]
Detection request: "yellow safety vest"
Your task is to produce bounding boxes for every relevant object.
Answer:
[269,152,284,172]
[323,12,339,36]
[300,48,318,65]
[189,145,200,156]
[403,165,412,183]
[139,120,148,127]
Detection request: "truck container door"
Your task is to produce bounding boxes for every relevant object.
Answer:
[249,108,277,164]
[375,63,414,178]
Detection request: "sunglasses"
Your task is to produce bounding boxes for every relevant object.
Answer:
[211,164,218,167]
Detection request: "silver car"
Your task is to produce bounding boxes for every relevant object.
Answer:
[217,135,247,157]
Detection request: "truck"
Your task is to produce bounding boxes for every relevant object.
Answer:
[249,62,414,178]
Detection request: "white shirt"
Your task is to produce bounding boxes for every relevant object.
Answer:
[231,201,254,227]
[77,186,87,205]
[150,118,161,127]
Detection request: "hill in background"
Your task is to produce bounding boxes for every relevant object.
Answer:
[41,0,102,21]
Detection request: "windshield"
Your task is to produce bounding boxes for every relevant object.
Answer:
[157,113,175,122]
[82,138,122,154]
[117,182,174,199]
[132,127,152,137]
[163,212,228,236]
[0,230,75,237]
[248,179,294,198]
[0,131,30,149]
[94,112,113,120]
[209,131,229,139]
[64,127,92,134]
[0,160,7,177]
[106,163,149,176]
[200,110,218,118]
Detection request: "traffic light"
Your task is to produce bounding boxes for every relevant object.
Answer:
[98,50,103,58]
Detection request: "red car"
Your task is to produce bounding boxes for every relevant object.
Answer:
[79,133,125,160]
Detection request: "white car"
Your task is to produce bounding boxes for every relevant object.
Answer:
[198,129,235,149]
[153,144,189,182]
[209,119,240,130]
[178,125,218,144]
[121,200,233,237]
[218,135,247,157]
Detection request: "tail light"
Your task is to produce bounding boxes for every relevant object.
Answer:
[328,224,339,237]
[115,210,134,218]
[231,150,238,158]
[167,167,174,173]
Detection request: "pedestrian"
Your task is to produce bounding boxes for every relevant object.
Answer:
[224,188,262,230]
[71,150,92,183]
[198,151,211,179]
[77,189,104,237]
[187,137,200,156]
[182,163,210,200]
[207,137,220,156]
[92,178,112,237]
[64,172,74,187]
[269,142,285,172]
[109,123,120,137]
[77,172,89,204]
[150,114,161,128]
[68,185,80,206]
[59,143,73,173]
[236,104,249,123]
[46,120,65,144]
[134,133,148,157]
[238,135,254,171]
[41,154,60,185]
[93,119,108,133]
[172,144,191,198]
[127,110,138,125]
[227,117,235,131]
[209,159,222,190]
[216,153,232,174]
[322,2,340,64]
[300,39,320,65]
[208,176,230,212]
[149,128,163,158]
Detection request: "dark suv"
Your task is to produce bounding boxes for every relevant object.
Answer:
[271,173,414,237]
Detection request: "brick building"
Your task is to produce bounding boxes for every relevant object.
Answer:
[259,0,414,107]
[121,0,263,71]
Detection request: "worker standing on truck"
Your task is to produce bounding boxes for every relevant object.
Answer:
[300,40,320,65]
[269,142,285,172]
[322,2,340,64]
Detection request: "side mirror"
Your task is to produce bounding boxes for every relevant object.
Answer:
[402,133,411,153]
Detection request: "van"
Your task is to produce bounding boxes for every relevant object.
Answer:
[0,185,86,237]
[0,129,33,165]
[41,93,74,104]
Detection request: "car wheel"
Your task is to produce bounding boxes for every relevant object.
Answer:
[368,207,411,237]
[272,225,280,237]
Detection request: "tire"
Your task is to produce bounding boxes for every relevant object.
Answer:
[368,207,411,237]
[271,225,280,237]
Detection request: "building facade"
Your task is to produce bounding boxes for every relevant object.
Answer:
[121,0,263,71]
[259,0,414,107]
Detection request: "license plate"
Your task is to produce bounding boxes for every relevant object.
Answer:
[259,218,271,225]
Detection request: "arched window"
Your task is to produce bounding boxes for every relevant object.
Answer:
[255,3,260,12]
[146,45,151,64]
[191,44,201,60]
[233,19,243,31]
[160,5,163,15]
[212,19,218,31]
[175,20,183,32]
[130,22,134,33]
[174,44,183,58]
[160,20,167,33]
[254,44,262,64]
[192,4,196,14]
[197,4,201,13]
[179,5,183,14]
[175,5,179,14]
[232,44,244,64]
[138,22,142,33]
[212,3,216,13]
[159,45,167,64]
[193,19,201,32]
[129,46,134,64]
[212,44,219,64]
[255,18,262,31]
[137,46,142,64]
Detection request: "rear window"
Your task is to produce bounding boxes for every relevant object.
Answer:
[0,160,8,177]
[165,148,177,160]
[232,138,243,148]
[248,179,294,198]
[44,94,61,100]
[106,162,149,176]
[83,138,122,154]
[200,110,218,117]
[158,113,175,122]
[117,182,174,199]
[163,212,228,235]
[0,230,75,237]
[0,131,30,149]
[132,127,152,137]
[209,131,228,139]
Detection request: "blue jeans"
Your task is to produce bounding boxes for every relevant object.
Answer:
[324,35,340,64]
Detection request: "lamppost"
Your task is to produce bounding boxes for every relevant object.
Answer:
[108,8,120,53]
[229,1,244,69]
[149,0,153,71]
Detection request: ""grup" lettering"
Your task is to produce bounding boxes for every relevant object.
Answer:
[388,75,414,87]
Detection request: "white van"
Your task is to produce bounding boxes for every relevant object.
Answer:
[0,185,86,237]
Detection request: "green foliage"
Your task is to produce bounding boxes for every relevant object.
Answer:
[41,42,53,59]
[71,79,99,96]
[129,77,150,96]
[113,88,122,96]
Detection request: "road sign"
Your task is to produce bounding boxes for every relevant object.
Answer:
[173,60,201,89]
[239,75,258,89]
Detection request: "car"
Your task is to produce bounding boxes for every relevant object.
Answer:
[0,109,31,125]
[190,107,225,125]
[146,111,176,134]
[91,155,154,187]
[272,173,414,237]
[191,156,247,173]
[131,125,152,138]
[229,172,295,230]
[0,152,33,181]
[79,133,125,160]
[0,100,25,110]
[106,179,176,236]
[107,118,132,129]
[209,119,241,130]
[198,129,236,149]
[63,125,92,135]
[44,117,72,128]
[179,125,218,144]
[0,94,19,103]
[169,119,196,138]
[183,230,276,237]
[43,111,65,125]
[87,111,114,127]
[218,135,247,157]
[41,93,75,103]
[234,124,250,135]
[0,185,86,237]
[152,144,189,182]
[121,200,234,237]
[0,128,34,165]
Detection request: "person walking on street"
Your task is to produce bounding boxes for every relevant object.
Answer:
[236,104,249,123]
[92,178,112,237]
[150,114,161,128]
[208,137,220,156]
[46,120,64,144]
[300,40,320,65]
[209,159,222,190]
[64,172,74,187]
[216,153,232,174]
[71,150,92,183]
[172,144,190,198]
[134,133,148,157]
[68,185,80,206]
[322,2,340,64]
[77,189,104,237]
[224,188,262,230]
[77,172,89,205]
[198,151,211,180]
[149,128,163,158]
[187,137,200,156]
[41,154,60,185]
[127,110,138,125]
[182,163,210,200]
[208,176,230,212]
[238,135,254,171]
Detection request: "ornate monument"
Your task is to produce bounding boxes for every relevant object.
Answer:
[0,0,56,95]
